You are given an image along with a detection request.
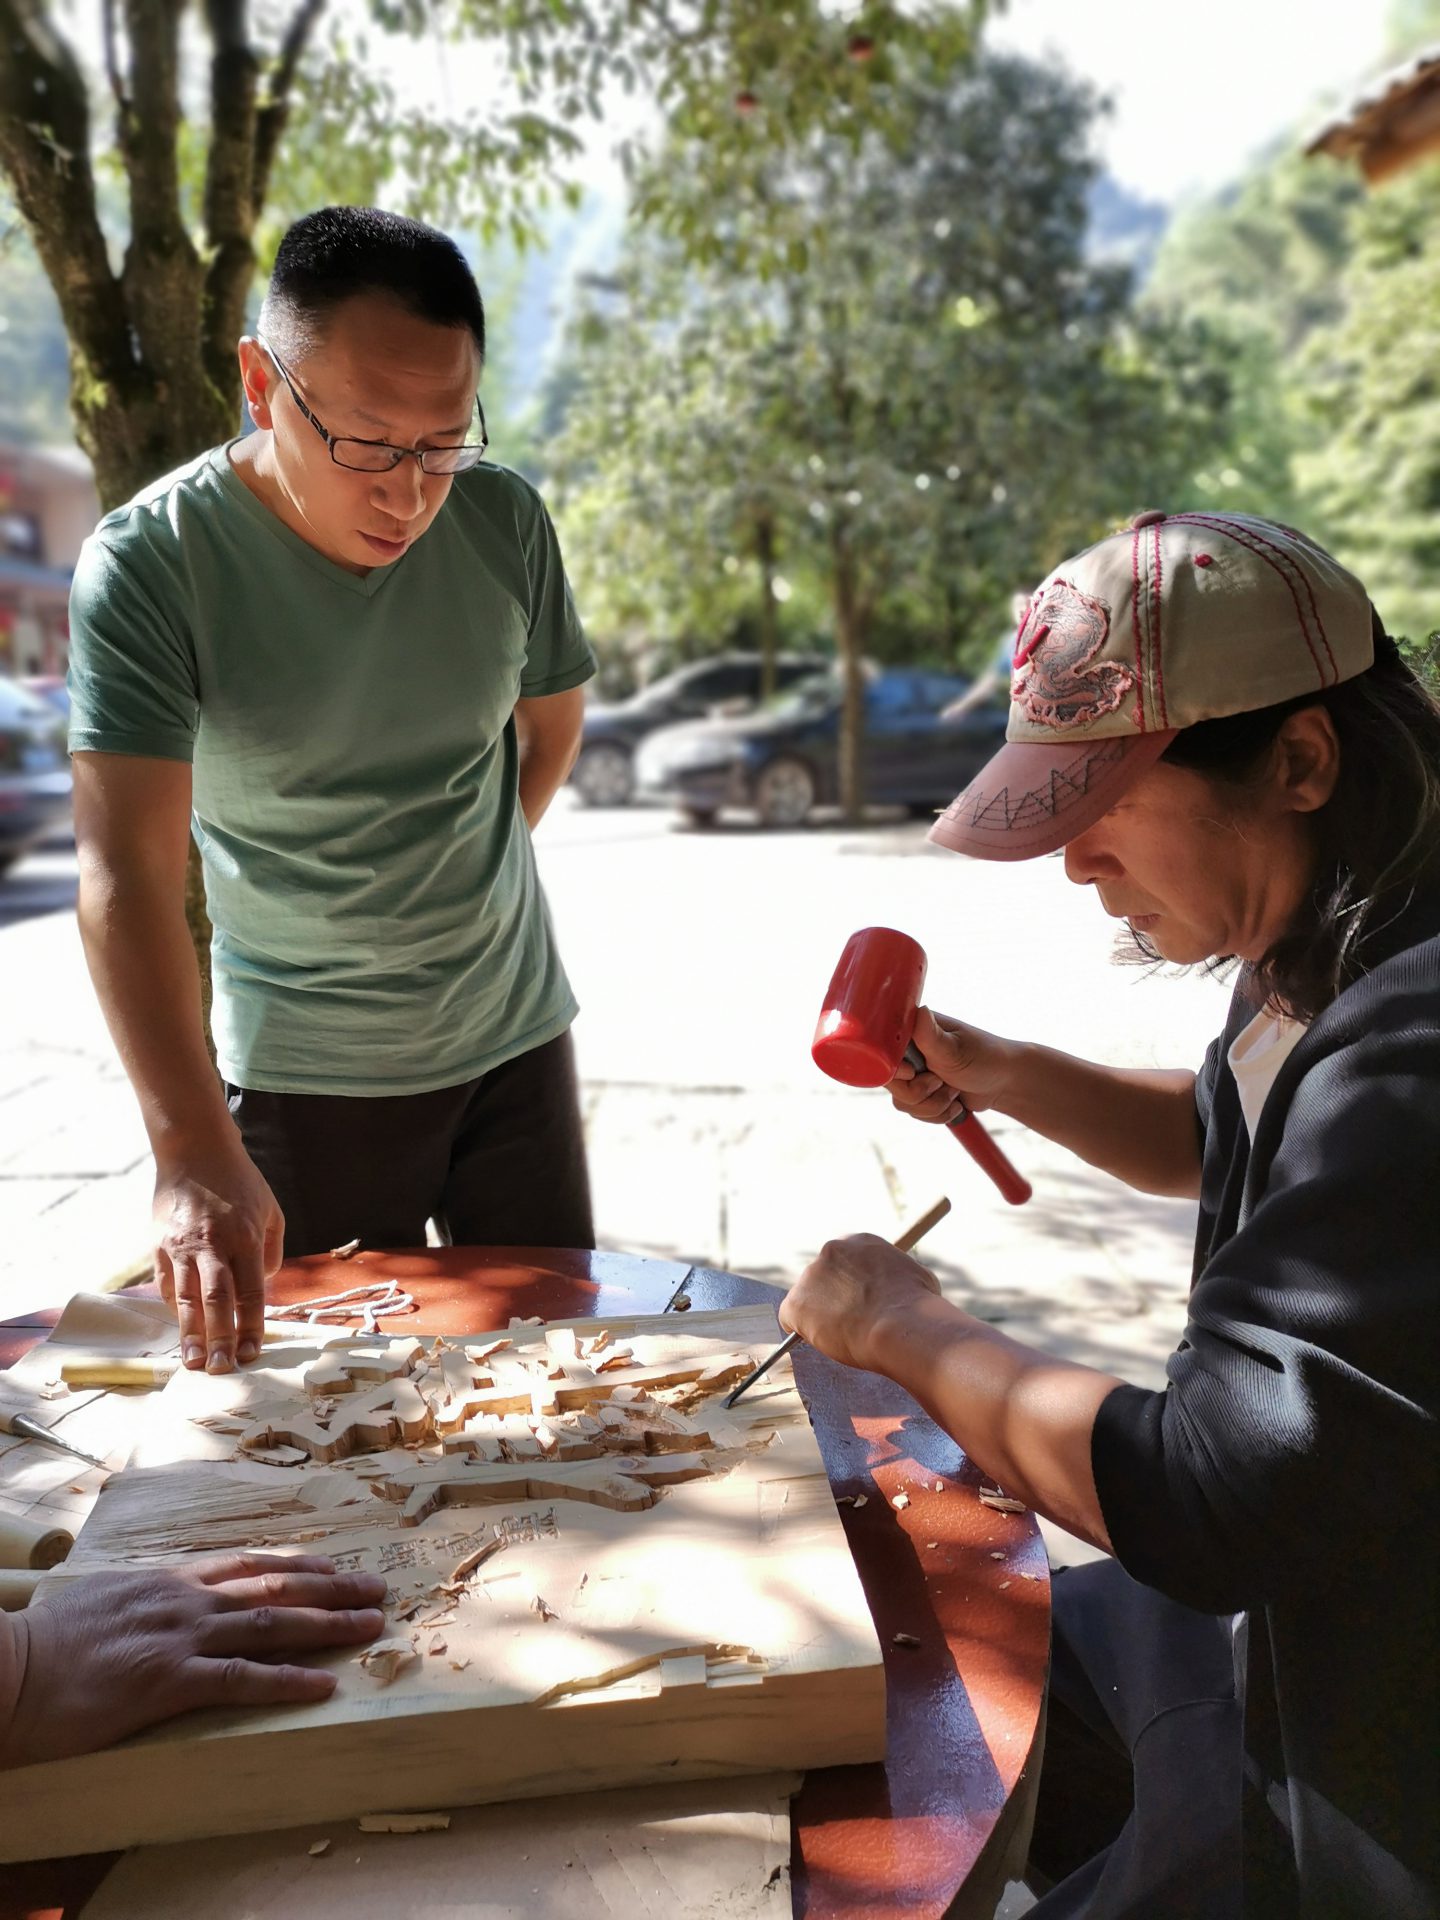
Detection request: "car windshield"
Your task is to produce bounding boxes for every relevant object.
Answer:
[765,673,841,721]
[631,676,689,713]
[0,678,58,728]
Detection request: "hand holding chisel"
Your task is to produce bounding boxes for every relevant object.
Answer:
[724,1196,951,1408]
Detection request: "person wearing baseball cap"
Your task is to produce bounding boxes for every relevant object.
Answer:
[777,512,1439,1918]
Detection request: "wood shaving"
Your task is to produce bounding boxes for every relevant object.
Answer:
[933,1481,945,1492]
[891,1632,922,1650]
[329,1238,363,1260]
[427,1632,448,1655]
[448,1657,471,1672]
[239,1444,310,1468]
[359,1639,418,1686]
[586,1328,613,1356]
[989,1550,1006,1560]
[891,1491,910,1510]
[531,1594,558,1622]
[594,1349,636,1373]
[443,1536,505,1589]
[978,1490,1027,1513]
[852,1493,868,1509]
[925,1541,939,1550]
[998,1580,1011,1590]
[508,1316,544,1329]
[308,1839,331,1857]
[357,1812,451,1834]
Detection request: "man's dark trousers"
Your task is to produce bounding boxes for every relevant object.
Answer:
[226,1029,594,1255]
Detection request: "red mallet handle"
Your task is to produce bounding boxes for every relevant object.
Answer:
[901,1041,1032,1205]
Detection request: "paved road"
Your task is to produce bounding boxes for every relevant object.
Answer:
[0,842,78,929]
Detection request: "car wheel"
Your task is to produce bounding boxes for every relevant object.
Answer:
[571,743,634,808]
[754,756,816,829]
[680,806,718,830]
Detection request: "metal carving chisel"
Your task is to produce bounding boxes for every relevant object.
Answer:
[0,1399,109,1472]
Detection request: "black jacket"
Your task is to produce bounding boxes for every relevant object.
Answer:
[1092,885,1440,1919]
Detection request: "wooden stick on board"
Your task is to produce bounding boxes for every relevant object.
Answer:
[723,1196,951,1409]
[0,1511,74,1572]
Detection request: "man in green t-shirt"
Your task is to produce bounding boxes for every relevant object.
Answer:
[67,207,597,1376]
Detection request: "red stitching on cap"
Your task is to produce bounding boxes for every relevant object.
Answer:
[1152,522,1168,727]
[1130,529,1146,732]
[1013,621,1049,668]
[1170,514,1334,683]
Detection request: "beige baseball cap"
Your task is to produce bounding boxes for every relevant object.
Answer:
[929,509,1375,861]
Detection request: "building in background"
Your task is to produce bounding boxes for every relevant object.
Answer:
[0,442,99,678]
[1307,46,1440,184]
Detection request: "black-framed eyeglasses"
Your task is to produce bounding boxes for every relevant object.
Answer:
[255,334,488,475]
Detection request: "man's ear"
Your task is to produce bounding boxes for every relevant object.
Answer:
[1274,705,1341,815]
[237,338,276,431]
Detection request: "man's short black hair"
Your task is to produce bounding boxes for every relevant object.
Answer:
[259,206,485,364]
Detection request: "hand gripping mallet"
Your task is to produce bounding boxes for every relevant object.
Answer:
[723,1195,951,1409]
[812,927,1033,1206]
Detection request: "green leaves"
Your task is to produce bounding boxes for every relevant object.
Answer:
[546,45,1248,682]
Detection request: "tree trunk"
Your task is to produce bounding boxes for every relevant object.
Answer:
[753,511,779,701]
[2,0,326,1065]
[831,524,867,825]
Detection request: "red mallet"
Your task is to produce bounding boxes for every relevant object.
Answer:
[812,927,1033,1205]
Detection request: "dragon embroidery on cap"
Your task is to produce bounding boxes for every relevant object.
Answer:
[1014,579,1134,730]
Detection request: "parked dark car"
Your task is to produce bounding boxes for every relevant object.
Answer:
[0,675,72,875]
[633,668,1007,828]
[570,651,829,807]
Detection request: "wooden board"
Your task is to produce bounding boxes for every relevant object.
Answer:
[81,1771,800,1920]
[0,1308,885,1861]
[0,1291,183,1558]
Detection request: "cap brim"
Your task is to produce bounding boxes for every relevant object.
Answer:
[928,728,1177,861]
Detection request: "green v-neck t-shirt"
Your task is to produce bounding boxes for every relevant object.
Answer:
[67,443,596,1096]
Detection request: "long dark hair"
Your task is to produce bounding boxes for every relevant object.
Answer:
[1142,613,1440,1022]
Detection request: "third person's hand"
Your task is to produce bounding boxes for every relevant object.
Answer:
[2,1554,386,1769]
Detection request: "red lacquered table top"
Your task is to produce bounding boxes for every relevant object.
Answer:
[0,1247,1050,1920]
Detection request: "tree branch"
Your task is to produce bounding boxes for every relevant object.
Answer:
[251,0,325,215]
[0,0,132,396]
[200,0,259,391]
[119,0,203,387]
[101,0,129,123]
